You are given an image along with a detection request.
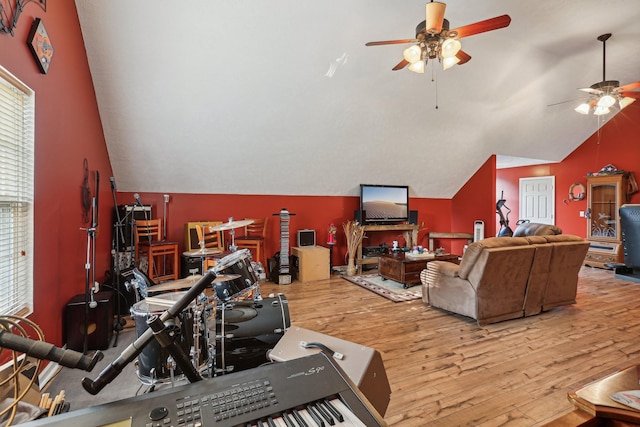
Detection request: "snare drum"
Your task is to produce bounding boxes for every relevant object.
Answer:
[211,295,290,374]
[131,292,208,383]
[212,249,258,301]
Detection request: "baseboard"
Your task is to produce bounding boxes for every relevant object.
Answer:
[39,360,61,390]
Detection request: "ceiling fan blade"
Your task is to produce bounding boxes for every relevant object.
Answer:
[451,14,511,39]
[365,39,417,46]
[621,91,640,98]
[618,81,640,92]
[392,59,409,71]
[456,50,472,65]
[579,87,603,95]
[547,97,584,107]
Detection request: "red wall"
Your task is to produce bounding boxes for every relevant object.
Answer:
[117,192,460,268]
[1,3,113,346]
[497,103,640,237]
[450,156,497,253]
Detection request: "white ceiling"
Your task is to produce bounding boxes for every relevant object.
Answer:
[74,0,640,198]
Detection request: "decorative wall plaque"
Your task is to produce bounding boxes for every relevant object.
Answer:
[26,18,53,74]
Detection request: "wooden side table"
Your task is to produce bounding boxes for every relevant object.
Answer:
[378,252,459,288]
[291,246,330,282]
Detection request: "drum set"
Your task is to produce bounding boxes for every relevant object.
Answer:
[127,247,290,387]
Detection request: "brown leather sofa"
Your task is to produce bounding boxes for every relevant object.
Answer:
[420,235,589,325]
[512,222,562,237]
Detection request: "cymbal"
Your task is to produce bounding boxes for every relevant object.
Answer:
[182,247,223,257]
[148,274,241,293]
[209,219,254,231]
[213,274,241,283]
[149,275,202,292]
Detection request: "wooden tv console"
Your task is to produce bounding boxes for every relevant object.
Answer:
[355,224,420,273]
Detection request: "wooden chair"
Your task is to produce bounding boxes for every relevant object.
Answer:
[235,218,268,266]
[195,224,224,252]
[196,224,224,271]
[135,219,179,282]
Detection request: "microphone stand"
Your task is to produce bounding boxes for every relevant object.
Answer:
[82,271,217,395]
[110,179,133,347]
[79,171,99,354]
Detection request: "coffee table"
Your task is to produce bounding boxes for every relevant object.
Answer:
[378,252,460,288]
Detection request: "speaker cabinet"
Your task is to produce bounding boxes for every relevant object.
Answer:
[409,210,418,225]
[268,325,391,417]
[181,254,203,278]
[354,210,366,223]
[65,291,114,351]
[114,204,152,249]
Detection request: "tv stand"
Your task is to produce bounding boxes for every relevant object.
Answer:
[356,223,420,273]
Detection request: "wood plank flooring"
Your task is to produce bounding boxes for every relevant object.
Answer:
[258,266,640,426]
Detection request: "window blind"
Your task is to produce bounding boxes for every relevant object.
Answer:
[0,66,35,316]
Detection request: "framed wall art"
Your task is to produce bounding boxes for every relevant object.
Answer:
[26,18,54,74]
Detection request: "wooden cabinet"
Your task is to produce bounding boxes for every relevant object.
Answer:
[355,224,420,273]
[584,173,629,268]
[378,253,459,288]
[291,246,329,282]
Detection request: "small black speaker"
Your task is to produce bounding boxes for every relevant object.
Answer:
[409,210,418,225]
[354,209,366,223]
[65,291,114,351]
[181,254,203,278]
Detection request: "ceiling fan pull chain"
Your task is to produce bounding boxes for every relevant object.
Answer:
[432,63,439,109]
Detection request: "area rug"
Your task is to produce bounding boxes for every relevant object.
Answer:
[342,274,422,302]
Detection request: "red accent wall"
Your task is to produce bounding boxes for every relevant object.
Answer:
[497,103,640,237]
[117,193,458,268]
[1,3,113,346]
[451,156,497,254]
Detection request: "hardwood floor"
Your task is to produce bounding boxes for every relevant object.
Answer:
[258,266,640,426]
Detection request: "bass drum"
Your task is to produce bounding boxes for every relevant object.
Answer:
[131,292,208,383]
[211,295,290,374]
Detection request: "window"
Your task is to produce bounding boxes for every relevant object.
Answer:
[0,66,34,316]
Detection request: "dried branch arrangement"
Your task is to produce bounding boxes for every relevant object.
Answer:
[403,222,424,249]
[343,220,365,258]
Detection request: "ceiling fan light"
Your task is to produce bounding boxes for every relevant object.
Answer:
[574,103,590,115]
[597,94,616,108]
[441,39,461,58]
[594,106,610,115]
[620,96,635,109]
[408,60,425,73]
[403,45,422,64]
[442,56,460,70]
[425,1,446,34]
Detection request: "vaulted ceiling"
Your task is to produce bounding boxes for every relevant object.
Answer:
[74,0,640,198]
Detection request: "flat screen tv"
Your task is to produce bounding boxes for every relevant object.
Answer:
[360,184,409,224]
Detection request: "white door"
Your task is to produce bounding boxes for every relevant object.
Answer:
[519,176,555,224]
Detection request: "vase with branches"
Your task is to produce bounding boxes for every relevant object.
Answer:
[343,220,365,276]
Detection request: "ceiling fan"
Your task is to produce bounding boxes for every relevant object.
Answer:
[574,33,640,115]
[365,1,511,73]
